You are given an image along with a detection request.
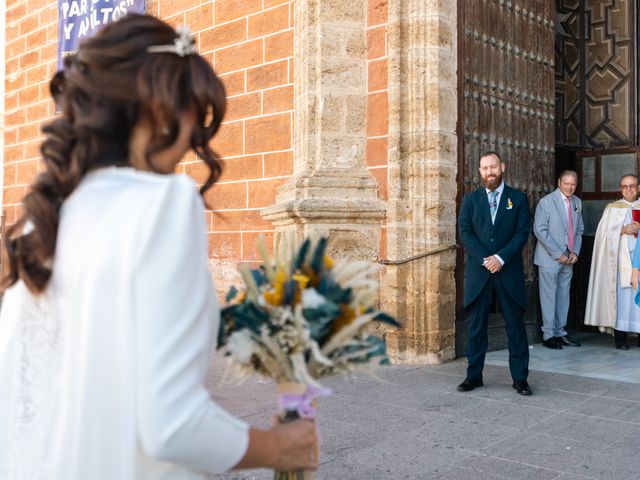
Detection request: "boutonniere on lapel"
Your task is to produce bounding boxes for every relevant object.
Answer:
[506,198,513,210]
[574,204,579,213]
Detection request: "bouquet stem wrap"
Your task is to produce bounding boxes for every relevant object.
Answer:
[273,382,331,480]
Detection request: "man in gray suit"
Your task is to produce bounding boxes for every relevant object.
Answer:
[533,170,584,349]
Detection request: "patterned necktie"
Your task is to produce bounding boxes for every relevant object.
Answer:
[488,190,499,222]
[565,197,574,252]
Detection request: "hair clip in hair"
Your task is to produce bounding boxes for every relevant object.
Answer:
[147,26,197,57]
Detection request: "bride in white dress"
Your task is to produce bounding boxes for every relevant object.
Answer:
[0,14,317,480]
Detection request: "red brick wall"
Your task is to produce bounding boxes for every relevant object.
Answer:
[3,0,388,287]
[3,0,57,225]
[367,0,388,260]
[146,0,296,288]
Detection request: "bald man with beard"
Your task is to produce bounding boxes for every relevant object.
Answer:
[457,151,532,396]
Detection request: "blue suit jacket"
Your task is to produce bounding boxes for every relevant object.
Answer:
[458,184,531,310]
[533,189,584,267]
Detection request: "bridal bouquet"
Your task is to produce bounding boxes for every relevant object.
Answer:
[219,236,399,479]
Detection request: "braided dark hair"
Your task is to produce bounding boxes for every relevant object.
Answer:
[4,14,227,293]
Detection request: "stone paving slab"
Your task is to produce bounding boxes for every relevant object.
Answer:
[553,475,595,480]
[566,396,640,424]
[324,428,473,478]
[569,444,639,480]
[456,454,561,480]
[529,412,638,446]
[207,356,640,480]
[408,414,519,452]
[614,429,640,447]
[481,431,607,472]
[422,465,507,480]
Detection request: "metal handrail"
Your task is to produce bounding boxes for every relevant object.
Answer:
[379,244,458,265]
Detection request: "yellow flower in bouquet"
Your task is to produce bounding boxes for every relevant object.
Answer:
[263,269,287,306]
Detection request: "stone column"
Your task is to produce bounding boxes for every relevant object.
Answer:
[261,0,385,261]
[382,0,458,363]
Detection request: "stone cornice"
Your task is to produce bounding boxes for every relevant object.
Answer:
[262,198,386,225]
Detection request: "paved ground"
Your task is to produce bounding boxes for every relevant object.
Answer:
[207,334,640,480]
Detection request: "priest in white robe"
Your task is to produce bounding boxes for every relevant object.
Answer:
[584,174,640,349]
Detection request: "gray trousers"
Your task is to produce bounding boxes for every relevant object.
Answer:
[538,263,573,340]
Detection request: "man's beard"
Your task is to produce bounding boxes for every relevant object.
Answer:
[482,172,502,190]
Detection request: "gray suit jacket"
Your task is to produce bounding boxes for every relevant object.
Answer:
[533,188,584,268]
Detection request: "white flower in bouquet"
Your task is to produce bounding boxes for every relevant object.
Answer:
[227,329,255,364]
[301,288,326,309]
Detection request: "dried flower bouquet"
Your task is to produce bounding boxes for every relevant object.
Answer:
[218,236,399,479]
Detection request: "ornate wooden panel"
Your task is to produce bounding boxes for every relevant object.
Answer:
[556,0,636,148]
[555,1,638,332]
[555,0,582,145]
[457,0,556,353]
[585,0,635,147]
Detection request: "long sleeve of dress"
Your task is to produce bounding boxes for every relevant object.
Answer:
[132,176,249,474]
[0,283,21,477]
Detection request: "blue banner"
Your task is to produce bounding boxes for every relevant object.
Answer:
[58,0,145,70]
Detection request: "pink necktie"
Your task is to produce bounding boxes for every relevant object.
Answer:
[566,197,574,252]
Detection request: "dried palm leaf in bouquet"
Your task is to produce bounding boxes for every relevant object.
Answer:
[218,236,400,479]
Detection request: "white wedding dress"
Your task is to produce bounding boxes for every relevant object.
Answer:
[0,168,249,479]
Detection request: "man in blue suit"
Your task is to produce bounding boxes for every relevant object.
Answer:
[458,151,532,395]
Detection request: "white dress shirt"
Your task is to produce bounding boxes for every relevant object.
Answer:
[0,168,249,479]
[559,190,573,219]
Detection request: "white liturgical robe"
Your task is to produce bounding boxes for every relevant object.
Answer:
[0,168,249,479]
[584,199,640,331]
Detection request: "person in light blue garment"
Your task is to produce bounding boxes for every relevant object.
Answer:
[533,170,584,349]
[627,195,640,344]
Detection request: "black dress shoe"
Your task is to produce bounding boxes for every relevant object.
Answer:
[614,329,628,349]
[513,380,532,396]
[557,335,581,347]
[457,378,483,392]
[542,338,562,349]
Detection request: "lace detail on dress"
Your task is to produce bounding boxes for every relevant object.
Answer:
[4,283,61,480]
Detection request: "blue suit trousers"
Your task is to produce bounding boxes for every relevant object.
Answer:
[466,275,529,382]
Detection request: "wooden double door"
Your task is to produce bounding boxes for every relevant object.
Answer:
[456,0,556,355]
[456,0,639,355]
